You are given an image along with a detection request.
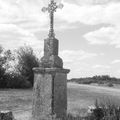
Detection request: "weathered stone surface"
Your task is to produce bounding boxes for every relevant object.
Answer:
[41,55,63,68]
[32,73,52,120]
[44,38,58,56]
[0,111,14,120]
[40,37,63,68]
[32,68,70,120]
[33,68,70,74]
[33,0,70,119]
[53,72,67,120]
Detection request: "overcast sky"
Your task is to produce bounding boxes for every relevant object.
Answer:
[0,0,120,78]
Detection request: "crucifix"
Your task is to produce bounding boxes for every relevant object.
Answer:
[40,0,64,68]
[32,0,70,120]
[42,0,63,38]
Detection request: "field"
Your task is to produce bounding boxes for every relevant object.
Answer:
[0,83,120,120]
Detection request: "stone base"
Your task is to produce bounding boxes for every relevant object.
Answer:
[40,37,63,68]
[32,68,70,120]
[40,55,63,68]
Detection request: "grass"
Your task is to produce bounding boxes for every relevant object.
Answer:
[0,89,32,120]
[0,83,120,120]
[67,83,120,114]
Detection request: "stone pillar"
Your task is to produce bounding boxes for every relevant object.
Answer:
[32,36,70,120]
[32,68,70,120]
[40,38,63,68]
[32,0,70,119]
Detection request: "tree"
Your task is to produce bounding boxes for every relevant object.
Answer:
[0,47,6,87]
[0,46,13,88]
[16,46,40,86]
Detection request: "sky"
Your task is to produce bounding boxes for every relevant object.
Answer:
[0,0,120,78]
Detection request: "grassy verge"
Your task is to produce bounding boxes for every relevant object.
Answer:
[0,83,120,120]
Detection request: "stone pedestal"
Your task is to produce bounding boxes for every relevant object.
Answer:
[32,68,70,120]
[40,38,63,68]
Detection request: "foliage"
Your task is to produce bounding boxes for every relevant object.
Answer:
[0,46,6,88]
[67,99,120,120]
[0,46,14,88]
[106,83,114,87]
[0,45,40,88]
[5,72,32,88]
[16,46,40,86]
[69,75,120,86]
[90,99,120,120]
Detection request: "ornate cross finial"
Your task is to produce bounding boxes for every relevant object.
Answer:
[42,0,63,39]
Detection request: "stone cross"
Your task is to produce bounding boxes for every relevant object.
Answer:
[32,0,70,120]
[40,0,64,68]
[42,0,63,38]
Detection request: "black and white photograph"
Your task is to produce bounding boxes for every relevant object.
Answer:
[0,0,120,120]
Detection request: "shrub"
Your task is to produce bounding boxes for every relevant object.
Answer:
[106,83,114,87]
[0,47,13,88]
[5,72,32,88]
[16,46,40,86]
[69,99,120,120]
[98,81,104,85]
[69,75,120,85]
[90,99,120,120]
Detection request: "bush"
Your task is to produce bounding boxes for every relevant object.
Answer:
[98,81,104,85]
[90,99,120,120]
[67,99,120,120]
[5,73,32,88]
[69,75,120,85]
[16,46,40,86]
[106,83,114,87]
[0,47,11,88]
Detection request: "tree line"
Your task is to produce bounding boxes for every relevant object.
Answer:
[69,75,120,87]
[0,45,40,88]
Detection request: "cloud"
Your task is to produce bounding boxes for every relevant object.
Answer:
[75,0,120,5]
[111,59,120,64]
[118,70,120,73]
[76,2,120,48]
[0,24,43,52]
[0,0,79,33]
[0,0,48,31]
[1,0,120,31]
[57,1,120,48]
[92,64,110,69]
[59,49,98,78]
[1,0,120,33]
[57,1,120,25]
[84,26,120,48]
[60,50,97,63]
